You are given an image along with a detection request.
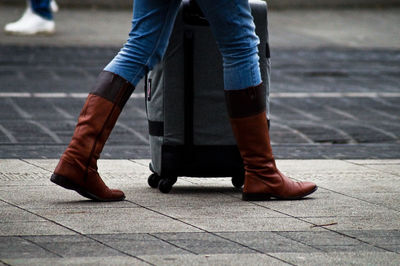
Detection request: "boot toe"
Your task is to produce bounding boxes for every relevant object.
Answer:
[301,181,318,196]
[111,189,125,201]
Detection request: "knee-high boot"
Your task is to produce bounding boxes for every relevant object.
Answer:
[51,71,135,201]
[225,84,317,200]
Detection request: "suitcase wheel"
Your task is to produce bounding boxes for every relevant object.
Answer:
[231,175,244,189]
[158,176,178,194]
[148,173,162,188]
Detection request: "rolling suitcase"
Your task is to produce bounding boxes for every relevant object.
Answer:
[145,0,271,193]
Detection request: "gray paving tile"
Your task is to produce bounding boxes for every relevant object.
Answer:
[2,256,147,266]
[0,221,75,236]
[255,190,396,219]
[272,252,400,266]
[340,230,400,246]
[304,212,400,230]
[342,229,400,238]
[26,159,144,177]
[0,236,58,259]
[265,160,400,195]
[276,231,362,248]
[293,170,400,194]
[176,177,240,187]
[216,231,318,253]
[139,254,289,266]
[0,186,132,209]
[275,159,366,173]
[0,159,50,187]
[180,217,318,232]
[345,160,400,165]
[0,207,45,222]
[33,207,201,234]
[0,173,50,186]
[126,185,240,208]
[302,169,400,195]
[0,160,47,173]
[315,244,383,252]
[23,235,123,257]
[0,158,399,264]
[379,245,400,253]
[350,192,400,212]
[129,159,151,168]
[89,233,191,256]
[89,233,155,242]
[152,232,255,255]
[360,164,400,177]
[21,159,59,172]
[150,202,284,220]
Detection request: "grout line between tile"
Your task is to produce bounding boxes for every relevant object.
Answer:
[128,159,149,168]
[220,191,399,255]
[20,236,63,258]
[125,199,295,266]
[313,186,399,213]
[313,159,400,213]
[20,159,53,173]
[5,159,399,258]
[0,198,154,266]
[147,233,198,255]
[175,175,400,255]
[271,231,326,252]
[343,159,400,177]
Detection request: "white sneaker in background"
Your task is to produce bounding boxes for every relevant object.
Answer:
[51,0,59,13]
[4,7,55,35]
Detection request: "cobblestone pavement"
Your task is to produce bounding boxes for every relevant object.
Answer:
[0,46,399,159]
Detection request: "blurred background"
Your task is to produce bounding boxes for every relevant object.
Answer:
[0,0,399,159]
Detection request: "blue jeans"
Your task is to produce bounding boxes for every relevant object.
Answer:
[105,0,261,91]
[31,0,52,20]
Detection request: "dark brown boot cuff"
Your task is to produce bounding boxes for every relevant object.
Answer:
[224,83,266,118]
[90,71,135,109]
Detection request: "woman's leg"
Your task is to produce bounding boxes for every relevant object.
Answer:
[51,0,182,201]
[4,0,54,35]
[31,0,53,20]
[105,0,182,87]
[195,0,261,91]
[197,0,317,200]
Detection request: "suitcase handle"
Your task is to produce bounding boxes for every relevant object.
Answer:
[183,30,194,160]
[183,0,209,26]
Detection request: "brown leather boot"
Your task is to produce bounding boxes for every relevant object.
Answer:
[51,71,135,201]
[225,84,317,201]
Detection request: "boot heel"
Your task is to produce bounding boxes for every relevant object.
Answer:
[242,193,272,201]
[50,174,94,201]
[51,173,124,202]
[51,174,77,190]
[51,174,98,201]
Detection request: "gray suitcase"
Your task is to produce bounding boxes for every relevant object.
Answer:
[145,0,271,193]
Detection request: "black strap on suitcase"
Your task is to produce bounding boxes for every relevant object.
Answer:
[183,0,206,162]
[183,29,195,162]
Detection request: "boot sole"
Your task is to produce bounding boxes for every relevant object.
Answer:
[50,174,125,202]
[242,186,318,201]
